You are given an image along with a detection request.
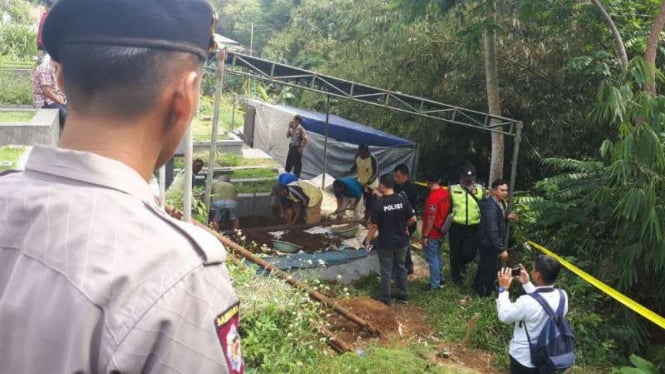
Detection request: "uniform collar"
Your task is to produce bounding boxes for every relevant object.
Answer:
[25,146,156,205]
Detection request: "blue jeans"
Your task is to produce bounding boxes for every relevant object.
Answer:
[212,200,238,222]
[424,238,443,288]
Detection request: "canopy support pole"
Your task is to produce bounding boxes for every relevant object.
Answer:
[322,95,331,189]
[504,121,523,248]
[205,52,226,208]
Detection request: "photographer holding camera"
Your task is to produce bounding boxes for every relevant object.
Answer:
[496,256,571,374]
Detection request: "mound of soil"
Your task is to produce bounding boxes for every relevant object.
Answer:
[327,296,430,344]
[327,296,497,373]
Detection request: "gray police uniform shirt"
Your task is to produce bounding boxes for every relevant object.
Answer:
[0,146,243,374]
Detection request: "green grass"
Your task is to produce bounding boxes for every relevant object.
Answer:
[174,153,279,170]
[236,179,275,194]
[300,345,478,374]
[0,110,34,122]
[191,117,234,142]
[232,167,278,179]
[190,93,244,141]
[0,70,31,105]
[0,145,27,171]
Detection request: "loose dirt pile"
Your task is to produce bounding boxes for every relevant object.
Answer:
[327,296,430,344]
[326,296,498,373]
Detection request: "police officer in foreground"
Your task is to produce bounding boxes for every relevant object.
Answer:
[0,1,243,373]
[448,163,485,286]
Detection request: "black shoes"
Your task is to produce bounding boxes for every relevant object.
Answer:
[372,295,409,305]
[371,295,392,306]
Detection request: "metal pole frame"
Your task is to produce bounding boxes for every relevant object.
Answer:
[204,52,226,209]
[504,122,523,248]
[322,96,331,189]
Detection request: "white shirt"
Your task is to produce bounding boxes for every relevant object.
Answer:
[496,282,569,368]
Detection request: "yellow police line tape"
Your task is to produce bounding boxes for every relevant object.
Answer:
[414,181,449,188]
[526,240,665,330]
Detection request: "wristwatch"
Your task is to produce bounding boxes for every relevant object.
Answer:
[498,286,506,293]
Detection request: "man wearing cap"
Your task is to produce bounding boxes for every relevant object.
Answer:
[270,172,298,218]
[448,163,485,286]
[285,115,308,177]
[0,1,243,373]
[421,175,451,290]
[275,180,323,225]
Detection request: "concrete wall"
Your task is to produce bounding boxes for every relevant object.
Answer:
[0,109,59,146]
[177,132,244,156]
[237,192,274,217]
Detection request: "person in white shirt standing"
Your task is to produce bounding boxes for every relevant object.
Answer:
[496,255,568,374]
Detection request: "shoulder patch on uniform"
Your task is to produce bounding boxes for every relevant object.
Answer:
[428,204,436,214]
[215,302,244,373]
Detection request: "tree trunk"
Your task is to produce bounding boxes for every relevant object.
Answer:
[484,21,503,183]
[591,0,628,71]
[645,0,665,95]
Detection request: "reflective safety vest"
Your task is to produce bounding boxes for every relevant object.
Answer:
[450,183,484,225]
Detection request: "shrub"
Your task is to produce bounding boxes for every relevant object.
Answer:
[0,70,32,105]
[0,24,37,60]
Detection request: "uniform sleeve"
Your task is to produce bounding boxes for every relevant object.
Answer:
[107,265,243,374]
[404,198,415,220]
[370,199,381,225]
[369,156,379,183]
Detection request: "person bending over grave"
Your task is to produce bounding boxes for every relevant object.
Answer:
[275,180,323,225]
[210,175,239,231]
[332,177,364,220]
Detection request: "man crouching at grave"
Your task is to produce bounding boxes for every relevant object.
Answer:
[276,179,323,225]
[363,175,417,305]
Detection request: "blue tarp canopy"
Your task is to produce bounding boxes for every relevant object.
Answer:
[273,104,416,147]
[246,99,418,179]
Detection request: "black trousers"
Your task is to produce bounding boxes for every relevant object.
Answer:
[474,245,498,297]
[448,223,479,284]
[510,355,540,374]
[377,246,409,302]
[285,145,302,177]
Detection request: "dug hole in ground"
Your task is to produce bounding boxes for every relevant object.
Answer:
[227,180,501,373]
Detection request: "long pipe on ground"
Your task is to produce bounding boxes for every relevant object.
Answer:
[224,219,365,234]
[189,219,381,337]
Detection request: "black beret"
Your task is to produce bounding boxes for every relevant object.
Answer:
[43,0,216,62]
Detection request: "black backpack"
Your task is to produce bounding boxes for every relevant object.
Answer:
[524,290,576,373]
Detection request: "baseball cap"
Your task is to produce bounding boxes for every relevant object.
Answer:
[460,164,476,179]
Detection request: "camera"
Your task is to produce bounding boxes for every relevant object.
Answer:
[511,268,521,277]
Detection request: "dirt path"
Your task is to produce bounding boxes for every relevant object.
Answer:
[327,296,500,374]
